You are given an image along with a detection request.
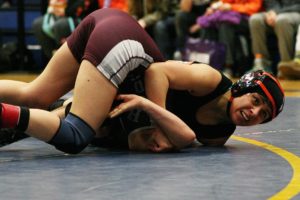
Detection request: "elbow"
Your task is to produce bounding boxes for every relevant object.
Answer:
[175,130,196,149]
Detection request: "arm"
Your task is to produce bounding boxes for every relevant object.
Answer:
[144,61,222,147]
[109,94,196,149]
[180,0,193,12]
[144,61,222,107]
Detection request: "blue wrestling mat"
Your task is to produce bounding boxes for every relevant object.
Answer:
[0,97,300,200]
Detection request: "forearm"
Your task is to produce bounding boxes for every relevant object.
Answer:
[180,0,193,12]
[141,98,196,149]
[0,80,29,106]
[109,95,196,149]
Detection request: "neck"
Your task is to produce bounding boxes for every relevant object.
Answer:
[217,91,233,124]
[196,91,233,125]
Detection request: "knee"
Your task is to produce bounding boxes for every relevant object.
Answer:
[274,15,290,30]
[48,113,95,154]
[249,13,264,28]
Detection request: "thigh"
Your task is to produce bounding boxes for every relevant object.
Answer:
[276,13,300,28]
[249,13,266,27]
[70,60,117,130]
[26,43,79,107]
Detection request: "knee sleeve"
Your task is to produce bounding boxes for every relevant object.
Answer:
[48,113,95,154]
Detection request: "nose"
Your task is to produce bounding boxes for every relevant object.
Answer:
[250,106,260,118]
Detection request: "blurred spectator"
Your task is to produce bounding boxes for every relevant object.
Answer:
[98,0,128,12]
[189,0,262,77]
[128,0,179,59]
[277,25,300,79]
[0,0,11,8]
[128,0,162,34]
[153,0,180,60]
[32,0,99,59]
[249,0,300,75]
[173,0,211,60]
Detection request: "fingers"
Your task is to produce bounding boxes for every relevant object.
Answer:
[115,94,134,102]
[109,94,144,118]
[108,105,127,118]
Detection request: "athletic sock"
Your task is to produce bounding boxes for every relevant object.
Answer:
[0,103,30,131]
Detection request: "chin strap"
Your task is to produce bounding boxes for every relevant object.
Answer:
[226,96,234,118]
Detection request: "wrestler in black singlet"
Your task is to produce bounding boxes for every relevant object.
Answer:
[91,68,236,149]
[166,73,236,142]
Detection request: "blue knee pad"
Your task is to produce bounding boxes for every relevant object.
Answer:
[48,113,95,154]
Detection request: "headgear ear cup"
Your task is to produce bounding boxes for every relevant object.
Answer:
[231,70,285,121]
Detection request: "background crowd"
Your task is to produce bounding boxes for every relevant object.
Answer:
[1,0,300,79]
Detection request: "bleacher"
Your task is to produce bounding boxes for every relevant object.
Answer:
[0,0,47,72]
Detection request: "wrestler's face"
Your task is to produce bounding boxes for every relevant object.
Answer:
[229,93,272,126]
[128,128,173,152]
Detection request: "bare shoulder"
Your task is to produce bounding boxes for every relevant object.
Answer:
[188,63,222,95]
[148,61,222,95]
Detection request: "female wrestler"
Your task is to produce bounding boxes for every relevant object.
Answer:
[0,9,284,153]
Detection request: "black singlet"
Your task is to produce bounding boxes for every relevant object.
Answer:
[166,73,236,142]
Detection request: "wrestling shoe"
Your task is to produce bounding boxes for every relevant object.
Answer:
[278,61,300,80]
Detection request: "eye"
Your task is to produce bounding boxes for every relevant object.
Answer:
[253,95,260,105]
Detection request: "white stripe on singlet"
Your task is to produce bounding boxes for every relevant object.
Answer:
[97,39,153,88]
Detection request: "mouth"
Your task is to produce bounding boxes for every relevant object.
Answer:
[240,111,249,122]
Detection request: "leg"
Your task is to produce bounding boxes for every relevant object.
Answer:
[249,13,271,60]
[175,11,197,52]
[153,16,176,60]
[26,60,117,149]
[69,60,117,130]
[274,12,300,61]
[218,23,236,67]
[0,43,79,108]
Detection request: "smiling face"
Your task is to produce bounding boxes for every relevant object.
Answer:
[229,92,272,126]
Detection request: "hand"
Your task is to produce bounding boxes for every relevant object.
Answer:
[109,94,147,118]
[189,24,201,34]
[219,3,231,11]
[138,19,147,28]
[265,10,277,27]
[205,7,214,16]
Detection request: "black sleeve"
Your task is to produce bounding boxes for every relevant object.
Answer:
[195,124,236,141]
